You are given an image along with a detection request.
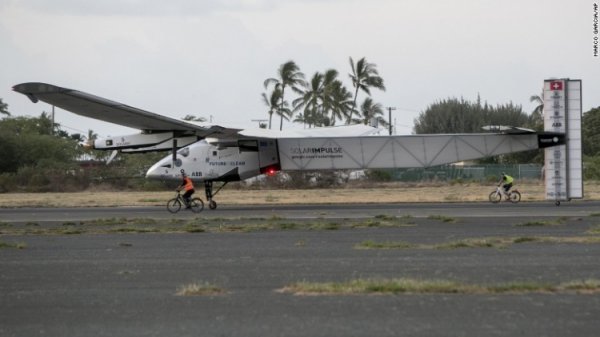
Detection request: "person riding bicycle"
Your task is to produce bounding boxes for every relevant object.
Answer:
[177,170,195,208]
[498,172,514,197]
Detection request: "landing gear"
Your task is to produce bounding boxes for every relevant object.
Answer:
[204,181,228,210]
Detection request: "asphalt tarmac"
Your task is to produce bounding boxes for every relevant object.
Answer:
[1,202,600,337]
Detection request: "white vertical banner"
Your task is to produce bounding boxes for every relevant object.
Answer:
[543,79,583,201]
[566,80,583,198]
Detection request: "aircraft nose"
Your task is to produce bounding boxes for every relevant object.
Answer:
[146,158,176,180]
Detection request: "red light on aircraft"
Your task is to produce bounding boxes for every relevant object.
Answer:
[260,164,281,176]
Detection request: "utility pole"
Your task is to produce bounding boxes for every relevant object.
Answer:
[386,106,396,135]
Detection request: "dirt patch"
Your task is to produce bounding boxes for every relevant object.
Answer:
[0,181,598,207]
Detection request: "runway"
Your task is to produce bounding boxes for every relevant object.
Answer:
[1,200,599,223]
[1,202,600,337]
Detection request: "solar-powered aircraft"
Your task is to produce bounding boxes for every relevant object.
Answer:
[13,82,573,209]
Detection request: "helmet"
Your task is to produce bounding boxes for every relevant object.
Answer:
[501,172,506,176]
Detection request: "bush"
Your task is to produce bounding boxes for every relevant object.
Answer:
[366,169,393,182]
[584,156,600,180]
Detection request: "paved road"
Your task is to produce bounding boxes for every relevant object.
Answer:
[1,200,599,223]
[1,203,600,337]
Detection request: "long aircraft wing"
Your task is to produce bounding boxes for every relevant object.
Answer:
[12,82,241,137]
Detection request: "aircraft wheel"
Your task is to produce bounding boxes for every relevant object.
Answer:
[209,200,217,210]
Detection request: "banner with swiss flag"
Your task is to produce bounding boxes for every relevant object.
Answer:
[549,81,563,91]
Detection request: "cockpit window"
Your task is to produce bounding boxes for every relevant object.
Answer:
[160,164,172,168]
[177,147,190,158]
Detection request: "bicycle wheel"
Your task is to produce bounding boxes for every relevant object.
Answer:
[189,198,204,213]
[489,191,501,203]
[509,191,521,203]
[167,198,182,213]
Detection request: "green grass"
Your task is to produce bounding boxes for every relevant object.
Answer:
[515,219,564,227]
[427,215,457,223]
[176,282,226,296]
[352,215,416,228]
[0,241,27,249]
[357,240,416,249]
[309,222,340,230]
[183,224,206,233]
[279,278,600,295]
[374,214,396,221]
[590,213,600,217]
[108,227,160,233]
[356,236,600,250]
[587,225,600,235]
[278,222,299,230]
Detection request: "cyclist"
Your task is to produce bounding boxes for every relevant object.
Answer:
[498,172,514,198]
[177,169,195,208]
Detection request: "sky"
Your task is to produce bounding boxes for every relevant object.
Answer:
[1,0,598,138]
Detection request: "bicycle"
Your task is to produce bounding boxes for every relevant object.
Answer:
[167,191,204,213]
[489,186,521,204]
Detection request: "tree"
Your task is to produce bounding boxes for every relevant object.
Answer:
[292,69,353,128]
[529,93,544,131]
[86,129,98,142]
[348,57,385,123]
[0,98,9,116]
[261,87,282,129]
[413,97,539,163]
[322,75,353,125]
[264,61,306,131]
[352,97,388,127]
[0,114,82,173]
[292,71,326,128]
[582,106,600,156]
[182,115,206,122]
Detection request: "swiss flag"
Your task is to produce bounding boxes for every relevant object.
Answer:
[549,81,563,91]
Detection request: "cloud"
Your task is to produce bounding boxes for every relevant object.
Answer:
[0,0,342,17]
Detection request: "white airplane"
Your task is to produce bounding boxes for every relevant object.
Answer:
[13,82,566,209]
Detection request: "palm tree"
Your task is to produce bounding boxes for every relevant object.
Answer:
[275,101,293,127]
[264,61,306,131]
[529,93,544,130]
[324,80,353,125]
[261,87,282,129]
[348,57,386,123]
[86,129,98,141]
[0,98,9,116]
[182,114,207,122]
[292,72,324,128]
[292,69,353,127]
[352,97,388,127]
